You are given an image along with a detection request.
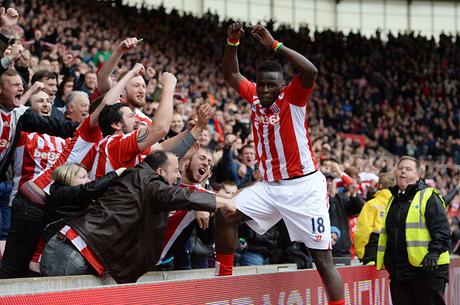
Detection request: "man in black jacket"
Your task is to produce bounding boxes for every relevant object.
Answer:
[326,172,364,258]
[40,151,236,284]
[377,156,450,305]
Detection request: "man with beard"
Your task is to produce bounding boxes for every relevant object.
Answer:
[160,147,216,269]
[96,38,153,126]
[92,63,213,179]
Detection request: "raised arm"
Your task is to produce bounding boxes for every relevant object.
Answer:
[89,63,145,127]
[21,109,79,138]
[19,80,44,106]
[251,25,318,89]
[97,37,139,95]
[152,103,213,158]
[223,23,247,93]
[136,72,176,152]
[1,43,23,76]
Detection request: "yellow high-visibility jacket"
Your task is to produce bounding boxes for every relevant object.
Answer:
[354,189,392,259]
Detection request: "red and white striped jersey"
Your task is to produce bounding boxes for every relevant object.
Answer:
[32,115,103,193]
[0,110,13,160]
[134,108,152,126]
[91,129,151,179]
[60,225,105,276]
[239,75,318,182]
[10,132,66,204]
[0,106,28,160]
[159,183,214,263]
[115,97,152,127]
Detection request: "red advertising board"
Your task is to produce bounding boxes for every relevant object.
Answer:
[1,258,459,305]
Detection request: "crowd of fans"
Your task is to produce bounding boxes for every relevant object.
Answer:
[0,0,458,279]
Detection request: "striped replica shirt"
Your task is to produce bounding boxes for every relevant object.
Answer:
[60,225,105,276]
[134,108,152,127]
[31,115,103,194]
[10,132,66,205]
[91,130,151,179]
[0,105,28,161]
[239,75,318,182]
[159,183,214,263]
[0,110,13,161]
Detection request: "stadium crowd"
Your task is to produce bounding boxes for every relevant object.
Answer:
[0,0,458,281]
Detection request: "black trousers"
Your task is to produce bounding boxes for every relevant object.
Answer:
[0,194,44,278]
[390,277,446,305]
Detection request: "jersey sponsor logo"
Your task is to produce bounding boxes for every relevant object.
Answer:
[314,234,323,242]
[2,120,9,127]
[254,114,280,126]
[33,149,61,161]
[270,103,280,114]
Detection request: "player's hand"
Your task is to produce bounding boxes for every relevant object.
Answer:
[131,63,145,77]
[227,23,244,40]
[195,211,210,230]
[251,25,275,49]
[159,72,177,89]
[117,37,139,54]
[196,103,213,129]
[0,7,19,27]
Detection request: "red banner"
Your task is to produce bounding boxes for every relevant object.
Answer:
[1,258,459,305]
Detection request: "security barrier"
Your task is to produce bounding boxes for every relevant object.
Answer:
[1,258,459,305]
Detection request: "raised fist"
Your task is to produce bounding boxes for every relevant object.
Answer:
[117,37,139,54]
[227,23,244,40]
[251,25,275,49]
[0,7,18,27]
[30,81,45,94]
[159,72,177,88]
[131,63,145,76]
[196,103,213,129]
[6,43,24,61]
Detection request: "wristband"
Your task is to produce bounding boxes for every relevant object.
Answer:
[227,38,240,47]
[272,40,284,52]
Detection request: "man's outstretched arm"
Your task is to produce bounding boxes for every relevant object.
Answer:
[251,25,318,89]
[223,23,248,93]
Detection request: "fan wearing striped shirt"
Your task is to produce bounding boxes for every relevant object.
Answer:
[92,64,213,179]
[218,23,345,305]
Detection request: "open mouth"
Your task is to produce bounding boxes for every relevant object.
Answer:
[13,94,22,105]
[198,168,206,175]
